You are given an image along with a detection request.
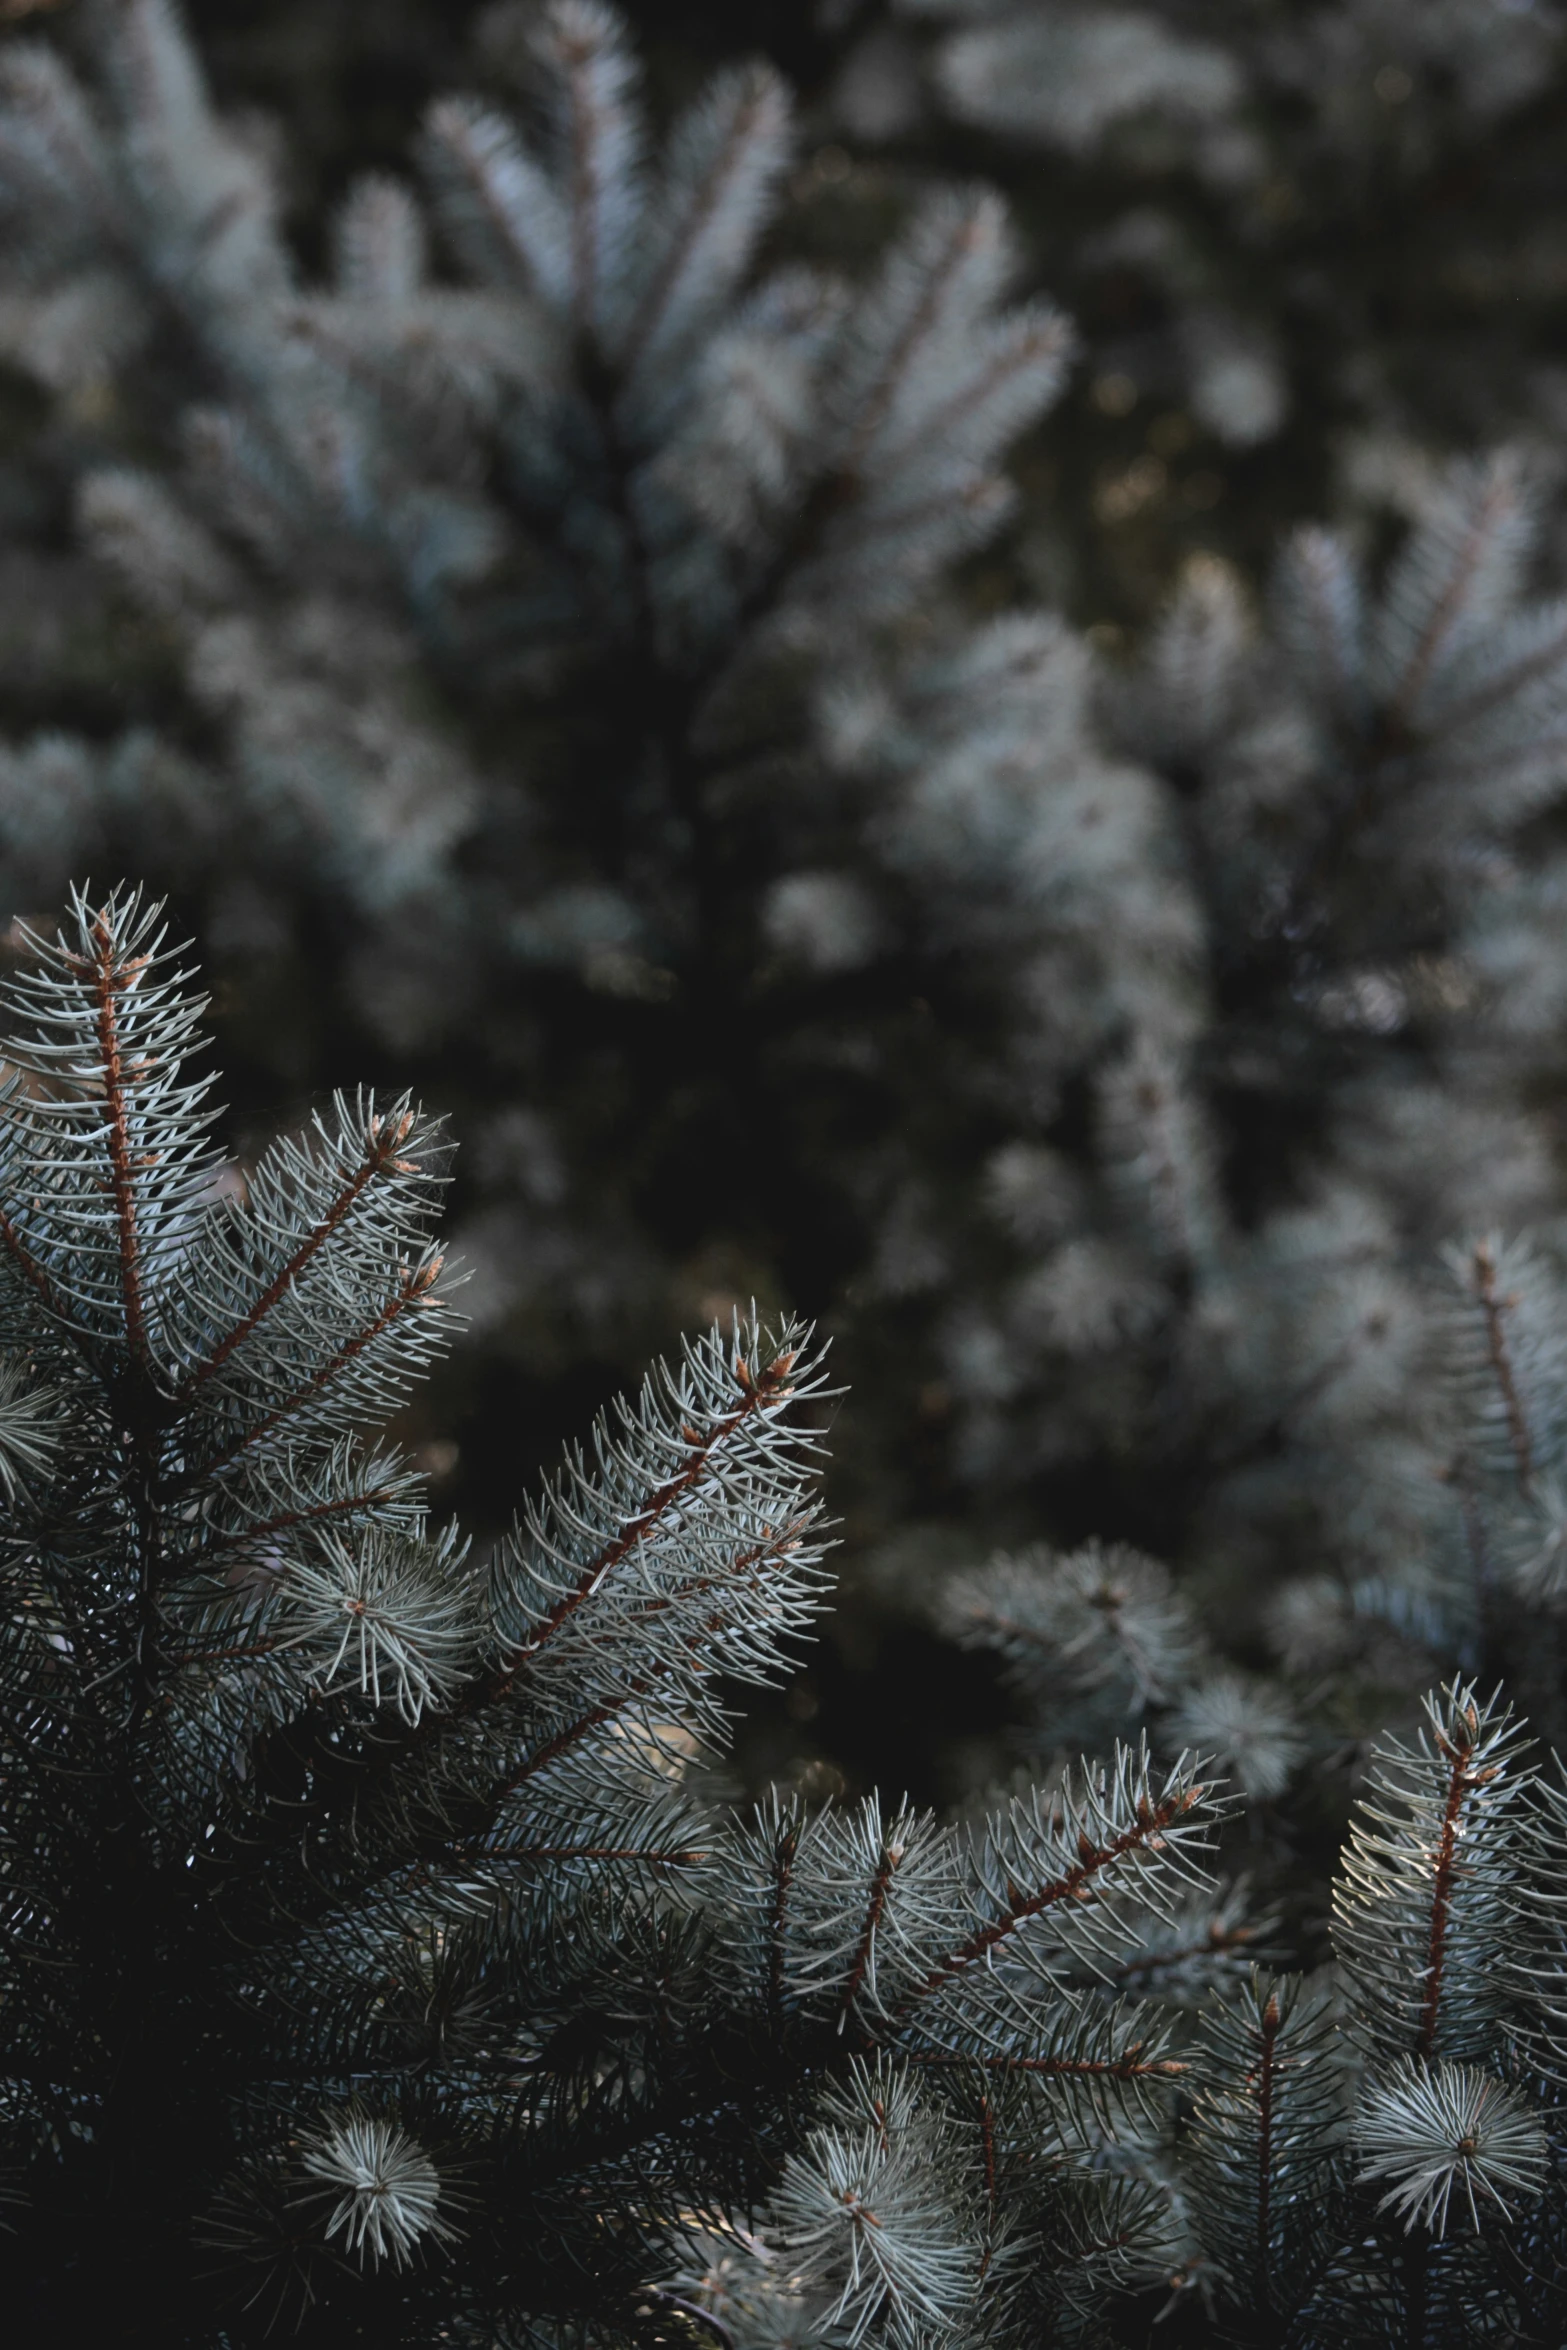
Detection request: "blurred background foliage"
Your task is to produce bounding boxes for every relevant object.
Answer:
[6,0,1567,1918]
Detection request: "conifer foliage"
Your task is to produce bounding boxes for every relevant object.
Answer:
[882,0,1564,454]
[0,889,1222,2345]
[0,0,1128,1565]
[936,449,1567,1778]
[11,0,1567,2322]
[1190,1683,1567,2346]
[12,0,1567,1826]
[6,888,1567,2344]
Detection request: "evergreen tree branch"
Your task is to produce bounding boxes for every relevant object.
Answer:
[81,909,151,1366]
[185,1255,448,1486]
[897,1776,1207,2016]
[174,1115,417,1401]
[496,1339,810,1683]
[1417,1715,1486,2059]
[619,65,785,376]
[1387,459,1524,725]
[1467,1237,1536,1495]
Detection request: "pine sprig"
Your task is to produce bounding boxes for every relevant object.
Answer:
[0,884,217,1357]
[1333,1681,1535,2065]
[940,1539,1203,1715]
[1184,1970,1347,2318]
[11,909,1567,2350]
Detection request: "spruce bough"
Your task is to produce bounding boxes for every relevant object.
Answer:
[3,888,1567,2349]
[0,888,1205,2343]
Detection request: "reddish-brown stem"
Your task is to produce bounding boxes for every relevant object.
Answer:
[225,1507,811,1951]
[1439,606,1567,736]
[1451,1460,1494,1603]
[843,202,986,473]
[1418,1731,1476,2056]
[839,1843,900,2026]
[174,1483,404,1578]
[560,21,602,339]
[874,314,1073,477]
[191,1262,441,1484]
[434,105,539,287]
[959,1607,1055,1655]
[495,1350,797,1685]
[177,1126,405,1398]
[491,1700,617,1802]
[1471,1240,1534,1491]
[581,1513,809,1648]
[273,1516,806,1914]
[830,475,998,562]
[91,916,149,1364]
[448,1841,706,1868]
[898,1789,1201,2014]
[972,1596,1159,1708]
[473,1520,803,1815]
[908,2048,1186,2080]
[297,1518,797,1919]
[620,78,770,374]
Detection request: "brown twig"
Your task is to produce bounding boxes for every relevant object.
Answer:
[89,913,149,1365]
[1417,1714,1485,2056]
[839,1841,901,2027]
[0,1207,61,1315]
[187,1258,443,1486]
[177,1117,413,1398]
[897,1787,1203,2015]
[620,74,774,376]
[495,1349,798,1685]
[908,2047,1186,2080]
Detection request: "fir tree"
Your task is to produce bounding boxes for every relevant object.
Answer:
[8,0,1567,1885]
[870,0,1565,459]
[10,881,1567,2345]
[912,448,1567,1811]
[0,0,1138,1567]
[1177,1681,1567,2348]
[0,886,1240,2346]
